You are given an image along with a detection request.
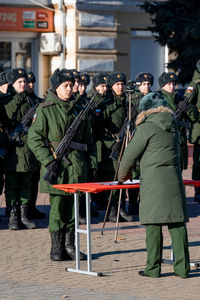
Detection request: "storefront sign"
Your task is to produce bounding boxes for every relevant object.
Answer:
[0,6,53,32]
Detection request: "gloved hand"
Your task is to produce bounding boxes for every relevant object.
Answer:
[118,181,123,185]
[46,160,59,176]
[88,168,98,182]
[177,100,189,111]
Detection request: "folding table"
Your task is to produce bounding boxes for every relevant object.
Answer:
[53,179,200,276]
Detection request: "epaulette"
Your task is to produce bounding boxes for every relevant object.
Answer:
[194,79,200,85]
[40,101,55,108]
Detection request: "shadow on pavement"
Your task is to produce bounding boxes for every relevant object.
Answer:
[0,205,50,230]
[187,198,200,218]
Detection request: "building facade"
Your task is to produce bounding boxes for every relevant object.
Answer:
[0,0,167,95]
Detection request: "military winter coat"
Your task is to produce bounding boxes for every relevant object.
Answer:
[184,70,200,144]
[130,90,144,114]
[94,91,127,170]
[159,89,198,169]
[27,89,97,195]
[1,90,39,172]
[118,106,188,224]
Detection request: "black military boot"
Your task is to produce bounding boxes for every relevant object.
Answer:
[29,206,46,219]
[20,204,36,229]
[108,201,118,222]
[128,189,139,215]
[50,231,65,261]
[119,198,134,222]
[8,207,20,230]
[65,231,86,260]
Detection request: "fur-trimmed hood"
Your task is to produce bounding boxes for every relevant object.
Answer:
[135,106,176,133]
[136,106,174,126]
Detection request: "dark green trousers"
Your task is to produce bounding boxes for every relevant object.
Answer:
[5,171,33,207]
[49,194,75,233]
[30,170,40,208]
[145,223,190,278]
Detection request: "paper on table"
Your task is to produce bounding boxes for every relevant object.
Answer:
[96,179,140,186]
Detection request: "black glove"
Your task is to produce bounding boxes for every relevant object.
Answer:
[88,168,98,182]
[177,100,189,112]
[118,181,123,185]
[46,160,59,176]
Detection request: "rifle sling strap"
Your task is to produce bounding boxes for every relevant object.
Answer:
[50,140,87,152]
[69,141,87,151]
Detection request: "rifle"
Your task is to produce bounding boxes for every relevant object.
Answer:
[109,103,137,161]
[0,102,41,159]
[43,93,97,184]
[175,96,190,122]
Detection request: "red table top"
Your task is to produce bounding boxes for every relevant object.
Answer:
[53,179,200,194]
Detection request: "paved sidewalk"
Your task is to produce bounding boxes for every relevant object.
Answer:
[0,166,200,300]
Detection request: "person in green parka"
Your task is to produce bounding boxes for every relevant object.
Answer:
[2,68,38,230]
[184,59,200,202]
[27,68,97,261]
[26,71,46,219]
[118,92,190,278]
[158,72,198,170]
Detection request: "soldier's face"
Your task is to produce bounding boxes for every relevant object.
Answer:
[72,79,79,93]
[162,82,175,93]
[56,81,73,100]
[78,83,87,96]
[26,82,35,93]
[13,77,26,93]
[112,81,125,96]
[0,83,8,94]
[95,84,107,95]
[138,81,151,95]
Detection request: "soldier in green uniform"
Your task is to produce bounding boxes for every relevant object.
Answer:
[26,71,45,219]
[2,68,38,230]
[0,72,10,199]
[27,68,97,261]
[70,69,80,100]
[131,72,154,113]
[184,59,200,202]
[76,72,90,106]
[89,72,108,97]
[85,72,109,211]
[0,72,9,95]
[94,71,133,222]
[158,72,198,170]
[76,72,100,222]
[127,72,154,215]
